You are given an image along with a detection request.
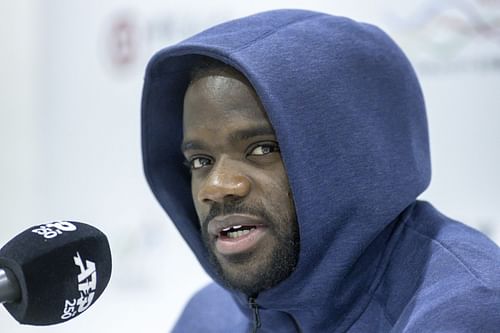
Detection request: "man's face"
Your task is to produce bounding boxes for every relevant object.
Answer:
[182,69,299,296]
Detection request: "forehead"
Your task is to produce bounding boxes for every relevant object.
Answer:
[183,72,272,134]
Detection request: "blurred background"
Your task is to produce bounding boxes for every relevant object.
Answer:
[0,0,498,332]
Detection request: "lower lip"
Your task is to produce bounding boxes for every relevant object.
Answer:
[215,227,268,256]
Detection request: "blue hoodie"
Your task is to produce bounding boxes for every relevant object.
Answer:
[141,9,500,332]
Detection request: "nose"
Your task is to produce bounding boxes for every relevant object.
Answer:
[197,158,251,204]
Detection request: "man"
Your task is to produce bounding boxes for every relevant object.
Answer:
[141,9,500,332]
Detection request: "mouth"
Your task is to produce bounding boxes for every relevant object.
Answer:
[207,214,268,256]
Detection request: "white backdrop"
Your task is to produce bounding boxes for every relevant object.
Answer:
[1,0,499,332]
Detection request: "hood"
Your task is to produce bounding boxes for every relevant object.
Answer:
[141,9,431,330]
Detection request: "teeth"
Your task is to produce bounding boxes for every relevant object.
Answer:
[221,225,243,233]
[227,229,251,238]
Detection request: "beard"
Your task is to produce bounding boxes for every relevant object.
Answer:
[201,199,300,296]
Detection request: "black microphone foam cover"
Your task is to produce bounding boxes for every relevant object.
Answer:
[0,221,112,325]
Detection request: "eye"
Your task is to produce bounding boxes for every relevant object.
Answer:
[186,156,213,170]
[248,142,280,156]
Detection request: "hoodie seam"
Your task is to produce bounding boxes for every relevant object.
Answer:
[347,217,494,330]
[146,14,323,81]
[341,205,417,332]
[230,13,324,55]
[403,224,491,289]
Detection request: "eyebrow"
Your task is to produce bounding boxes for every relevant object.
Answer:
[181,125,276,152]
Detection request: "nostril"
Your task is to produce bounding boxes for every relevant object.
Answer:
[201,194,241,205]
[224,194,240,201]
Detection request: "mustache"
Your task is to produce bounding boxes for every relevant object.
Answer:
[202,201,268,229]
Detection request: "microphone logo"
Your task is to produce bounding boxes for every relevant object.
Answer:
[31,221,78,239]
[61,252,98,320]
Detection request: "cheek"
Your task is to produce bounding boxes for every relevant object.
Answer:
[191,180,206,223]
[271,163,293,198]
[259,166,296,219]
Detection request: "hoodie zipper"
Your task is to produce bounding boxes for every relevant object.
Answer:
[247,296,303,333]
[248,296,261,333]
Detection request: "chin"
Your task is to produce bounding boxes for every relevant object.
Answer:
[216,248,280,295]
[204,228,299,296]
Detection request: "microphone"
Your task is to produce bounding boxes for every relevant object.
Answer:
[0,221,112,325]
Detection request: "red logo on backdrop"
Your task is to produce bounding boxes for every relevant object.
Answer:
[106,13,138,70]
